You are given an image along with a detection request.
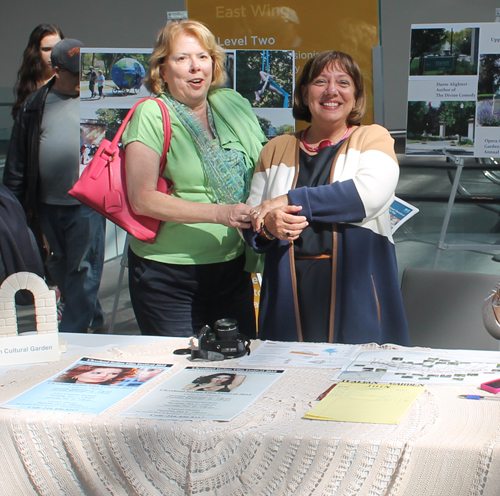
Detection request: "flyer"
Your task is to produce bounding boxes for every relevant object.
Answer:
[238,340,360,368]
[406,23,500,158]
[390,197,420,233]
[119,366,285,421]
[0,357,172,414]
[333,348,500,386]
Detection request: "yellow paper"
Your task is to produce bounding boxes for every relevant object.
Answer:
[304,382,424,424]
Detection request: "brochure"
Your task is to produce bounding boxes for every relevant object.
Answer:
[0,357,172,415]
[119,366,284,421]
[333,348,500,385]
[390,197,420,233]
[239,340,360,368]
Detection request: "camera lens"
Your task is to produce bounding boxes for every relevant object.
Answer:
[214,318,238,340]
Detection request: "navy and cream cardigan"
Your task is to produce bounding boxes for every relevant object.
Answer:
[244,124,409,346]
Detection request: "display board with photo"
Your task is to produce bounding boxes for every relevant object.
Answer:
[79,48,153,171]
[406,23,500,158]
[79,47,295,164]
[187,0,379,125]
[235,49,295,138]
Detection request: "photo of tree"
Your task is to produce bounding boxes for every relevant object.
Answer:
[477,54,500,127]
[253,108,294,139]
[235,50,294,108]
[406,100,475,155]
[409,27,479,76]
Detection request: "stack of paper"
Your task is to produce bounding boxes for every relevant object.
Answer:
[304,382,424,424]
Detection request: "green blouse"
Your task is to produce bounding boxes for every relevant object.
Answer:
[122,88,267,265]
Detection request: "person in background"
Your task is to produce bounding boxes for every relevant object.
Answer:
[245,50,409,346]
[11,24,64,120]
[86,66,97,98]
[0,183,44,305]
[96,69,105,99]
[123,20,267,338]
[3,39,106,334]
[11,24,64,314]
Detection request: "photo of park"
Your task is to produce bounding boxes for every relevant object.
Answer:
[406,100,476,156]
[253,108,294,139]
[477,53,500,127]
[80,50,153,106]
[409,26,479,76]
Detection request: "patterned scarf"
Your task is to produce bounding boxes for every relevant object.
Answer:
[163,92,249,204]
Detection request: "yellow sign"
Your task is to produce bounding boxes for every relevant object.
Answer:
[187,0,379,124]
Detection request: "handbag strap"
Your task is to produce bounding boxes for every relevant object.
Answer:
[106,97,171,175]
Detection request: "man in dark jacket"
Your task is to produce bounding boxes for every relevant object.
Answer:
[86,66,97,98]
[3,39,106,333]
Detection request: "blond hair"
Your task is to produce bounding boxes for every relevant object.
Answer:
[144,19,226,95]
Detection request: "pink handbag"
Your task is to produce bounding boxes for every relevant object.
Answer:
[69,98,172,243]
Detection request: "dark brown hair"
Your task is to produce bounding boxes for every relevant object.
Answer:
[293,51,366,125]
[193,373,237,385]
[12,24,65,119]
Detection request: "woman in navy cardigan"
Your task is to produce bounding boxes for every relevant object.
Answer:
[245,51,409,346]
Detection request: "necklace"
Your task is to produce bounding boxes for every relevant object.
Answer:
[301,126,351,153]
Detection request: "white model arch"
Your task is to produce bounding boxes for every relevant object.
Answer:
[0,272,57,337]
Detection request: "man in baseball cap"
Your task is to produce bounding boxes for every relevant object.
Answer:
[3,36,107,334]
[51,38,84,74]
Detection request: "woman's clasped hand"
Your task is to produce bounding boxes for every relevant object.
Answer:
[251,196,308,242]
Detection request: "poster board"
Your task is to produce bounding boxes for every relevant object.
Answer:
[186,0,379,126]
[406,22,500,157]
[79,48,153,172]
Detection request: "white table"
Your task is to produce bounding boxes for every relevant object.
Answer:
[0,333,171,377]
[1,334,500,496]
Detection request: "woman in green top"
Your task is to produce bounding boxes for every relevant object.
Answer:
[123,20,267,337]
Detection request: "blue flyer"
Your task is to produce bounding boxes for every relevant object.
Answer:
[0,357,172,415]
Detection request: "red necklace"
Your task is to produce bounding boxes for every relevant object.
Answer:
[301,126,351,153]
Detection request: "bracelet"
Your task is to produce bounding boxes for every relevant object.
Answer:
[493,286,500,307]
[261,216,276,240]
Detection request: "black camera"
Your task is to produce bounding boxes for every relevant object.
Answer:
[174,319,251,360]
[197,318,250,359]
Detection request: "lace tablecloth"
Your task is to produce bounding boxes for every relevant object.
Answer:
[1,338,500,496]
